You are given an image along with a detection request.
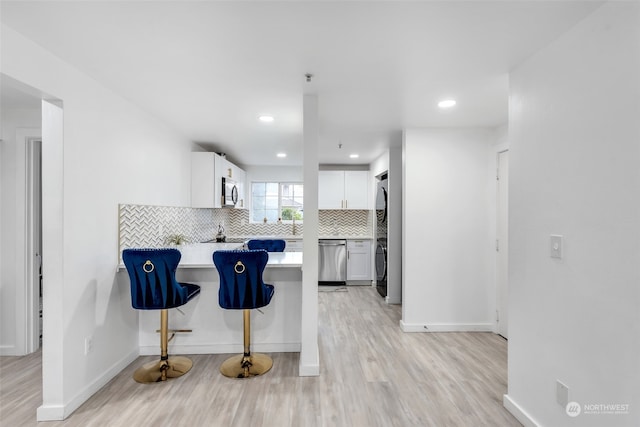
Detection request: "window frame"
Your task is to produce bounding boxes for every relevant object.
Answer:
[250,181,304,224]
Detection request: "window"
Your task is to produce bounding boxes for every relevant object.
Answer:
[251,182,303,223]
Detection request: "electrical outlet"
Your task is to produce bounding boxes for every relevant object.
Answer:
[84,336,94,355]
[556,380,569,407]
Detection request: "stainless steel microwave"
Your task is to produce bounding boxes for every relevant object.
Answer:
[222,177,239,207]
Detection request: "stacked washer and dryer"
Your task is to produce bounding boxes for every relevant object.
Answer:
[375,175,388,297]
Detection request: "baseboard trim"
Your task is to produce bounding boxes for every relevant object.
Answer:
[503,394,540,427]
[0,344,18,356]
[36,404,65,421]
[399,321,494,332]
[298,347,320,376]
[139,342,301,355]
[385,296,401,304]
[298,362,320,376]
[37,349,139,421]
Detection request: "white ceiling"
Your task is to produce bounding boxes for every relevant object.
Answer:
[1,1,602,166]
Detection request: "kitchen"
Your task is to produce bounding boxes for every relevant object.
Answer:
[115,149,397,355]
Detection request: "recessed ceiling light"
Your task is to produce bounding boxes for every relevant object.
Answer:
[277,153,287,158]
[349,154,359,159]
[438,99,456,109]
[259,115,274,123]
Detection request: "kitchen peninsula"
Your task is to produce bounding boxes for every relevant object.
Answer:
[117,243,303,356]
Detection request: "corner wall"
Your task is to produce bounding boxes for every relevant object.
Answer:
[402,128,494,331]
[2,24,197,420]
[506,3,640,426]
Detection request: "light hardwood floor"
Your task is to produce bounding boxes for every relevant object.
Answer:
[1,286,520,426]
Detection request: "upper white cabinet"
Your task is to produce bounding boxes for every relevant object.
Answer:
[191,152,245,208]
[318,170,369,210]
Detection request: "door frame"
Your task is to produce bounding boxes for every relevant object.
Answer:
[496,149,509,338]
[25,137,43,353]
[13,128,42,356]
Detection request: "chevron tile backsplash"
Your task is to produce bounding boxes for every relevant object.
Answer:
[119,204,373,257]
[318,210,372,236]
[119,204,222,251]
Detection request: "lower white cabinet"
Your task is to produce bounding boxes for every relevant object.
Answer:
[284,239,303,252]
[347,239,372,280]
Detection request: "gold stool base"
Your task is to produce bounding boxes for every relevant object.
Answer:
[133,356,193,384]
[220,353,273,379]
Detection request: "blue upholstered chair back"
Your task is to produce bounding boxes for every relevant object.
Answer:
[123,248,198,310]
[213,250,274,310]
[246,239,286,252]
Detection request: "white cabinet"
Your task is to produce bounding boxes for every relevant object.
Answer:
[191,152,220,208]
[284,239,303,252]
[191,152,245,209]
[347,239,372,280]
[318,170,369,209]
[344,171,369,209]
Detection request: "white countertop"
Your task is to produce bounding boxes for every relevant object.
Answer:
[227,235,373,240]
[118,243,303,270]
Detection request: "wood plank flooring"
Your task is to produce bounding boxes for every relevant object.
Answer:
[0,286,520,426]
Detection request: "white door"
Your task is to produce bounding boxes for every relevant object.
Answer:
[496,150,509,338]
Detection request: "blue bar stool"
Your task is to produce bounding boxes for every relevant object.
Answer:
[213,249,275,378]
[123,248,200,383]
[246,239,286,252]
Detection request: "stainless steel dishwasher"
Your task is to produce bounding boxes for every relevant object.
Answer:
[318,239,347,283]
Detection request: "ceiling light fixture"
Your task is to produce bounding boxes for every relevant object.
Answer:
[438,99,456,109]
[350,154,359,159]
[259,115,274,123]
[277,153,287,158]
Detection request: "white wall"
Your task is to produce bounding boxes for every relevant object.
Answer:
[402,128,494,331]
[2,24,198,420]
[0,108,41,354]
[505,3,640,427]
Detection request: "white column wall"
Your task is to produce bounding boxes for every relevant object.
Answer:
[505,3,640,427]
[2,24,196,420]
[402,128,494,331]
[300,94,319,375]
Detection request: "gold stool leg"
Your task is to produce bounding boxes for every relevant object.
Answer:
[134,309,193,384]
[220,309,273,379]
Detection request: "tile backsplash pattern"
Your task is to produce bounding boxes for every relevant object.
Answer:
[225,209,304,237]
[224,209,372,237]
[119,204,220,254]
[318,210,372,237]
[119,204,373,256]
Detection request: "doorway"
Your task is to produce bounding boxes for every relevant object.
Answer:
[496,150,509,338]
[26,138,43,351]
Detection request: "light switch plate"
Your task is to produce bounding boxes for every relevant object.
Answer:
[550,235,563,259]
